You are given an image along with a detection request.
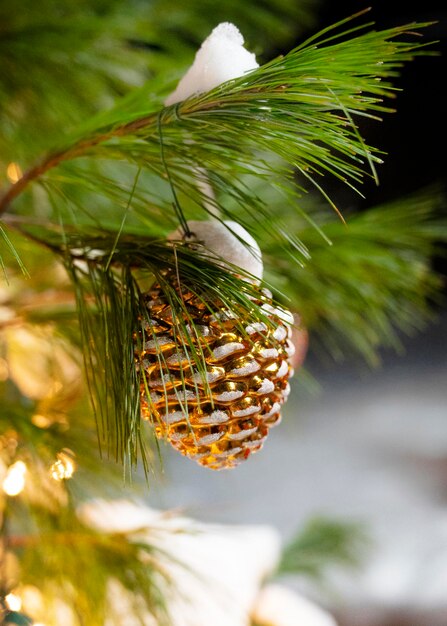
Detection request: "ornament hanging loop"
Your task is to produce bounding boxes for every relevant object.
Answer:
[157,111,192,238]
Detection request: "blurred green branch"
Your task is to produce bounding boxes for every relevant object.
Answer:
[265,190,447,364]
[277,517,368,580]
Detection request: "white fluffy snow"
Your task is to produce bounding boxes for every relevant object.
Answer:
[165,22,259,106]
[246,322,268,335]
[197,432,224,446]
[167,351,189,366]
[255,378,275,395]
[274,361,289,379]
[144,336,173,351]
[285,340,295,357]
[273,326,287,341]
[166,389,197,403]
[261,303,294,326]
[230,359,261,377]
[232,405,261,418]
[165,411,185,425]
[212,341,245,361]
[259,347,279,360]
[197,410,230,425]
[229,427,258,440]
[214,390,245,402]
[168,219,264,280]
[262,402,281,419]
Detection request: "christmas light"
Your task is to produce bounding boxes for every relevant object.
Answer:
[50,451,75,481]
[5,592,22,611]
[31,414,52,429]
[2,460,27,496]
[6,162,22,183]
[0,357,9,381]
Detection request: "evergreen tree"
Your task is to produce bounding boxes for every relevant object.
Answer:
[0,1,445,624]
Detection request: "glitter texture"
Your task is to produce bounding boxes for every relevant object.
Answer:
[136,280,295,470]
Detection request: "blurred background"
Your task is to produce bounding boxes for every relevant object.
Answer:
[149,2,447,625]
[154,315,447,625]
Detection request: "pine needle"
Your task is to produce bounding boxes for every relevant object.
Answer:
[0,15,436,259]
[277,516,368,580]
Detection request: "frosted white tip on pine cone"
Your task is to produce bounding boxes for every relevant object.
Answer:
[165,22,259,106]
[168,219,264,280]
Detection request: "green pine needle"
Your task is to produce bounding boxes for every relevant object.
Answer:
[0,13,441,470]
[263,189,447,365]
[8,502,173,626]
[0,14,436,254]
[277,516,368,580]
[58,237,281,470]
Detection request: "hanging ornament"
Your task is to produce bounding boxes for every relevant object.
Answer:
[135,221,297,470]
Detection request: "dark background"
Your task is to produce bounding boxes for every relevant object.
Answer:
[317,1,446,209]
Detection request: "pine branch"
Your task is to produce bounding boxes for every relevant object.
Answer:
[263,189,447,365]
[0,14,434,240]
[0,14,439,470]
[6,503,172,625]
[277,517,368,580]
[0,0,318,170]
[5,186,445,466]
[57,238,281,471]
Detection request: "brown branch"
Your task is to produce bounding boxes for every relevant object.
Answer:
[0,89,258,218]
[0,91,239,218]
[0,112,159,217]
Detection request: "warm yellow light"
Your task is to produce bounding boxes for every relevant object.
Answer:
[50,452,75,481]
[31,414,52,429]
[2,460,27,496]
[5,592,22,611]
[21,585,44,615]
[0,357,9,381]
[6,162,22,184]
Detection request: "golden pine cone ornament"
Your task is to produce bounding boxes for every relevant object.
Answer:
[135,281,296,470]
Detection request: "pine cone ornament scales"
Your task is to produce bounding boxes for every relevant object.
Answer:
[136,282,295,470]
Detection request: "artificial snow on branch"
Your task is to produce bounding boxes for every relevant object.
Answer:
[165,22,259,105]
[0,13,433,230]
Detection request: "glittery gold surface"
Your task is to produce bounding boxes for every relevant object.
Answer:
[135,283,295,470]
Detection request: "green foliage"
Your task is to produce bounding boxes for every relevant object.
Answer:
[0,0,317,169]
[0,12,441,467]
[2,14,435,234]
[264,190,447,365]
[59,238,280,472]
[0,3,444,622]
[7,501,172,625]
[17,182,444,466]
[66,258,148,472]
[0,0,145,166]
[277,517,367,580]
